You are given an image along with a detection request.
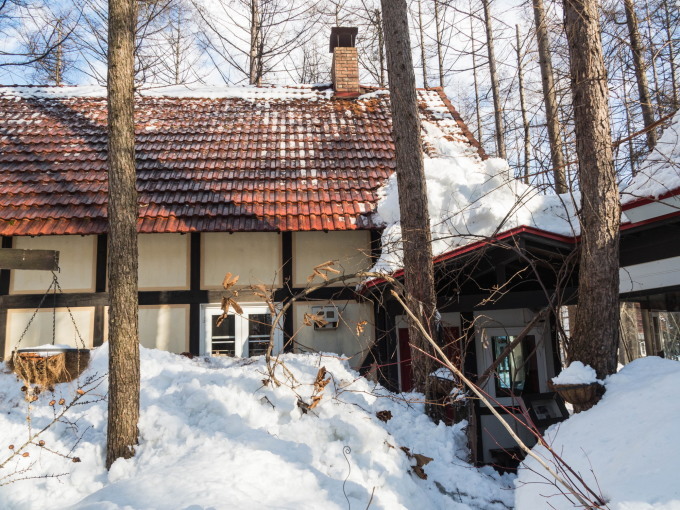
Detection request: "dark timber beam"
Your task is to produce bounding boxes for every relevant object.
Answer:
[0,248,59,271]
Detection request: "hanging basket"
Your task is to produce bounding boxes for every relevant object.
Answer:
[8,346,90,387]
[548,380,605,409]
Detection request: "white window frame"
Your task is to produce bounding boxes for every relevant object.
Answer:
[201,303,283,358]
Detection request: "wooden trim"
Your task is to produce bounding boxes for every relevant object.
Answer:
[281,232,294,351]
[93,234,107,347]
[189,232,201,355]
[0,237,11,295]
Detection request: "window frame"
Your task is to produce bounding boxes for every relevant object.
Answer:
[201,303,283,358]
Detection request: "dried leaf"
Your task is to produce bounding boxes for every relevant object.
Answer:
[413,453,433,467]
[230,299,244,316]
[303,313,328,328]
[412,465,428,480]
[376,410,392,422]
[356,320,367,335]
[222,272,240,290]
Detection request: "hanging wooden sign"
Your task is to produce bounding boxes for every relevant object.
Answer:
[0,249,59,271]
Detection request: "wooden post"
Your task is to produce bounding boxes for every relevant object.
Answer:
[0,249,59,271]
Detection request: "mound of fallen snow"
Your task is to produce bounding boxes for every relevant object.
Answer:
[516,357,680,510]
[0,346,512,510]
[372,121,578,272]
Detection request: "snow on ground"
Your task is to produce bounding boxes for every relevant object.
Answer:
[516,357,680,510]
[623,111,680,204]
[372,121,578,272]
[551,361,599,385]
[0,346,512,510]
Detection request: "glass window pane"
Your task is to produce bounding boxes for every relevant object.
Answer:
[212,314,235,337]
[247,313,272,357]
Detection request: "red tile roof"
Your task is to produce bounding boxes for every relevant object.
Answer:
[0,85,484,236]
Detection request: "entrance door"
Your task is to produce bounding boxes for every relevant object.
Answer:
[202,304,282,357]
[398,326,460,392]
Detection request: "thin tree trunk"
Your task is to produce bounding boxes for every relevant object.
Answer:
[624,0,657,149]
[381,0,437,395]
[106,0,140,469]
[376,9,386,87]
[470,4,482,143]
[417,0,428,88]
[661,0,678,109]
[481,0,506,159]
[516,25,531,184]
[563,0,621,393]
[249,0,260,86]
[623,79,637,176]
[434,0,445,88]
[532,0,567,193]
[643,2,662,117]
[55,19,63,87]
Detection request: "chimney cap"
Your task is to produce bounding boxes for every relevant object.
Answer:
[329,27,358,53]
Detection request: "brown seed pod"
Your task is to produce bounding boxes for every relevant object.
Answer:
[22,452,29,458]
[58,398,65,405]
[20,386,27,392]
[76,389,85,395]
[38,440,45,447]
[49,400,56,406]
[72,457,81,463]
[8,445,14,450]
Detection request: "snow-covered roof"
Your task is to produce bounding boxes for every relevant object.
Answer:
[0,84,483,236]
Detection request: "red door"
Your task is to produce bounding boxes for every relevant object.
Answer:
[398,328,413,392]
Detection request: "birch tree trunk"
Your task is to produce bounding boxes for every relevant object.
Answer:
[532,0,567,193]
[481,0,506,159]
[106,0,140,469]
[381,0,437,395]
[563,0,621,401]
[623,0,657,149]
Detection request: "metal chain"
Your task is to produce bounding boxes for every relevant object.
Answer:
[51,272,87,350]
[13,276,58,350]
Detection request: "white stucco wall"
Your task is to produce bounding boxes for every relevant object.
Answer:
[292,300,374,370]
[138,305,189,353]
[293,231,372,287]
[5,307,94,358]
[202,233,282,289]
[138,234,190,290]
[11,236,96,293]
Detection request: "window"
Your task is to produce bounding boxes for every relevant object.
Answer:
[203,304,283,357]
[492,335,538,396]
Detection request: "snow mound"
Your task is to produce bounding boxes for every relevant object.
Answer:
[372,121,578,272]
[551,361,599,385]
[516,357,680,510]
[623,111,680,203]
[0,346,512,509]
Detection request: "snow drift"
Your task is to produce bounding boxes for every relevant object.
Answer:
[0,346,512,509]
[516,357,680,510]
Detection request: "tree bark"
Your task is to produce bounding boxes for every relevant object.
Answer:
[481,0,506,159]
[249,0,261,86]
[623,0,657,150]
[469,2,482,143]
[532,0,567,193]
[434,0,445,88]
[381,0,437,394]
[563,0,621,389]
[516,25,531,184]
[416,0,428,88]
[106,0,140,470]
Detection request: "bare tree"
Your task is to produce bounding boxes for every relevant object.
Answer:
[106,0,140,470]
[532,0,568,193]
[516,25,531,183]
[623,0,657,150]
[481,0,506,159]
[563,0,621,396]
[381,0,437,394]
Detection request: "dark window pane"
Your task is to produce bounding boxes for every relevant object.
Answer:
[248,314,272,336]
[212,314,235,337]
[248,340,269,357]
[212,340,235,357]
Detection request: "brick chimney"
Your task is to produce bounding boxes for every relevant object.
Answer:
[329,27,360,97]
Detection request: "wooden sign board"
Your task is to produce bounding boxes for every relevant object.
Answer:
[0,249,59,271]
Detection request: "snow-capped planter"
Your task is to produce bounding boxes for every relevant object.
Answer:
[547,380,605,411]
[8,346,90,387]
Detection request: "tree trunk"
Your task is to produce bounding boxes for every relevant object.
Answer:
[106,0,140,470]
[563,0,621,397]
[416,0,428,88]
[381,0,437,395]
[532,0,567,193]
[623,0,657,150]
[249,0,260,86]
[434,0,445,88]
[516,25,531,184]
[661,0,678,110]
[470,3,482,143]
[481,0,506,159]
